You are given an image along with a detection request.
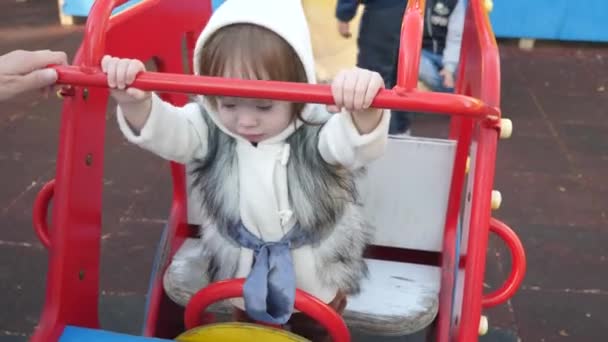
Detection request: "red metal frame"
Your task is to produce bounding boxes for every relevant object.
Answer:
[396,0,425,91]
[184,279,350,342]
[31,0,210,341]
[33,179,54,250]
[444,1,513,341]
[482,218,526,308]
[30,0,526,341]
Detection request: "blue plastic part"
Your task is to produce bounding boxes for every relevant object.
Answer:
[62,0,143,17]
[62,0,222,17]
[212,0,226,10]
[60,326,173,342]
[489,0,608,42]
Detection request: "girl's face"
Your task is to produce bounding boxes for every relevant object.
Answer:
[216,95,293,143]
[199,25,309,143]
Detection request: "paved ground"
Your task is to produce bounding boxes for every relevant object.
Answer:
[1,0,607,341]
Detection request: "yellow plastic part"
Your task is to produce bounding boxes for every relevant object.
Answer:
[491,190,502,210]
[479,315,489,336]
[176,323,310,342]
[499,118,513,139]
[484,0,494,12]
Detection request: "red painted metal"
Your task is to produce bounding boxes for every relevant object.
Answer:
[184,279,350,342]
[482,218,526,308]
[31,0,211,341]
[52,65,499,119]
[435,117,473,342]
[31,47,107,342]
[396,0,425,91]
[450,1,504,341]
[33,179,55,250]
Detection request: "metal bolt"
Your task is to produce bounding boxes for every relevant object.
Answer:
[79,270,85,280]
[82,88,89,100]
[85,154,93,166]
[56,86,75,99]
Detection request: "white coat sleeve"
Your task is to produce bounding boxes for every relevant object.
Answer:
[318,109,390,170]
[116,94,208,163]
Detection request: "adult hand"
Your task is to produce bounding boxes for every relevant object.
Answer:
[0,49,68,101]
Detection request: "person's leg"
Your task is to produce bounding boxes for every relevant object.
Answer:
[356,3,410,134]
[418,49,444,91]
[419,49,457,93]
[356,6,401,86]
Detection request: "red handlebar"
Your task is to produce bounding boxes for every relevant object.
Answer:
[33,179,55,249]
[53,65,499,118]
[482,218,526,307]
[184,279,351,342]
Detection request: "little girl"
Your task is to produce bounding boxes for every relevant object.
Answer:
[103,0,390,339]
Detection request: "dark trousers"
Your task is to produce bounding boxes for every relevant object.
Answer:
[356,2,410,134]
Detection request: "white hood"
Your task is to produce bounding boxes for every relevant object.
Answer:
[192,0,323,143]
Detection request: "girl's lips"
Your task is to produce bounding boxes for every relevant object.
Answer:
[241,133,265,142]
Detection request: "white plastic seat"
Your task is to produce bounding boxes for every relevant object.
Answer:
[344,259,440,336]
[343,136,456,335]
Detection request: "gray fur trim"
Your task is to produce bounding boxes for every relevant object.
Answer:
[190,113,241,235]
[314,203,374,294]
[163,227,241,306]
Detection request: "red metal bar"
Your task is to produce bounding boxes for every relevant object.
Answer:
[396,0,425,90]
[457,128,497,342]
[53,65,499,118]
[142,51,193,338]
[184,279,350,342]
[33,179,55,250]
[436,117,474,342]
[455,0,502,340]
[81,0,130,67]
[482,218,526,307]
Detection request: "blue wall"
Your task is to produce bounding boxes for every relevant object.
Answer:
[489,0,608,42]
[62,0,224,16]
[62,0,608,43]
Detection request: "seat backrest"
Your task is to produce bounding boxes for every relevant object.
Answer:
[357,136,456,252]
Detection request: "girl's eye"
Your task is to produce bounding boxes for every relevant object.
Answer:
[221,103,237,109]
[256,105,273,111]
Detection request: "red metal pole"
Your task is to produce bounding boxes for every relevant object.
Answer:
[435,118,474,342]
[52,65,499,119]
[447,0,502,340]
[81,0,130,68]
[396,0,425,91]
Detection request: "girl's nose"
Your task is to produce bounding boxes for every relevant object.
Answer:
[238,112,259,128]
